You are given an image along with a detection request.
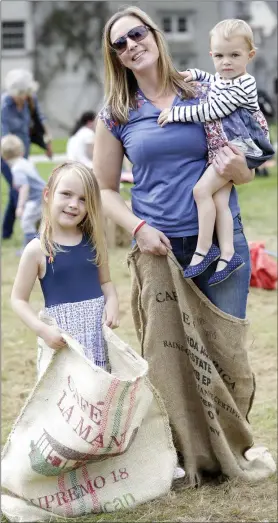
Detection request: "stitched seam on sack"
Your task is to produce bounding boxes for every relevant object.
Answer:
[82,464,100,512]
[128,249,146,357]
[108,382,131,450]
[120,379,140,452]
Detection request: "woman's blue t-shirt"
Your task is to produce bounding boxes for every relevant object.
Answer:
[99,85,240,237]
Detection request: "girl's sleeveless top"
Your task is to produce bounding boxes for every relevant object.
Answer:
[39,236,103,307]
[38,237,106,367]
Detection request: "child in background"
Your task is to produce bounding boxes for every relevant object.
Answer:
[1,134,46,248]
[11,161,119,367]
[158,19,274,286]
[66,111,96,168]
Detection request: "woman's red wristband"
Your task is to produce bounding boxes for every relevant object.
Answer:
[132,220,146,237]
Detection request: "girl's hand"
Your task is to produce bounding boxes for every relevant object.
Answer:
[157,108,171,127]
[135,223,172,256]
[103,298,120,329]
[39,324,67,350]
[213,143,254,185]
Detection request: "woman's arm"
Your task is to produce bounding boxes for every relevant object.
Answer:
[93,119,139,233]
[93,119,172,255]
[1,103,12,136]
[11,239,66,349]
[213,143,255,185]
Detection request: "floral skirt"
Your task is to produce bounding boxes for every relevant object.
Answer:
[45,296,106,367]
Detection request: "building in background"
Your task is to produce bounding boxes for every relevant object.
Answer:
[1,0,277,136]
[1,1,34,78]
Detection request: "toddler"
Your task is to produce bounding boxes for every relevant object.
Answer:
[158,19,274,286]
[1,134,45,248]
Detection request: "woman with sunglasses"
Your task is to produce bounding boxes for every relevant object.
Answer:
[93,6,255,480]
[94,5,253,315]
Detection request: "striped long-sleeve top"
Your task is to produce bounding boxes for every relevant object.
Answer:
[168,69,260,123]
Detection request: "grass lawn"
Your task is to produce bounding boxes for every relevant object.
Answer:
[30,137,68,156]
[1,164,277,522]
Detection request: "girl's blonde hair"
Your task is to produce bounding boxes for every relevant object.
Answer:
[102,6,196,123]
[40,162,107,265]
[210,19,256,51]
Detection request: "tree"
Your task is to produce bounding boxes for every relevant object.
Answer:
[33,1,110,96]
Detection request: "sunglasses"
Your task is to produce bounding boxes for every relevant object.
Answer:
[111,25,150,54]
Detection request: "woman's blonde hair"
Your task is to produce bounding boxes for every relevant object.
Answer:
[102,6,196,123]
[210,19,256,51]
[40,161,107,265]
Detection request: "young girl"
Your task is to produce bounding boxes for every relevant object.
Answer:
[11,161,119,368]
[158,19,274,286]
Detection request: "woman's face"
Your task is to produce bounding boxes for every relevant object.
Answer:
[110,16,159,73]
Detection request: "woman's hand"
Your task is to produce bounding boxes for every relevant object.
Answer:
[39,324,67,350]
[213,143,254,185]
[45,142,53,160]
[135,223,172,255]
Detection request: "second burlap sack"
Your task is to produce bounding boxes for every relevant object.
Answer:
[128,247,276,485]
[1,324,176,522]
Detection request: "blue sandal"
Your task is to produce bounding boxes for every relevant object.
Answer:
[183,244,220,279]
[208,253,245,286]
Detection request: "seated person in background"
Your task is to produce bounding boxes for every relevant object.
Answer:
[1,134,46,249]
[66,111,96,168]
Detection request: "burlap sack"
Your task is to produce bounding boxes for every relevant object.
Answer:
[1,324,176,522]
[128,247,276,485]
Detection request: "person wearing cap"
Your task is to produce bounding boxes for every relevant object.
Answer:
[1,69,52,239]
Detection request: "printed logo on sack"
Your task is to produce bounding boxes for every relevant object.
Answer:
[29,428,139,476]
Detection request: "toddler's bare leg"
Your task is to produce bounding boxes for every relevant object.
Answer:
[191,164,228,266]
[213,183,234,271]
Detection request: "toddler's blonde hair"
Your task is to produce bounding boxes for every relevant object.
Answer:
[210,19,256,51]
[1,134,24,161]
[40,161,107,266]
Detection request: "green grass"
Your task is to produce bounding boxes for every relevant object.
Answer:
[1,166,277,522]
[269,123,277,144]
[30,138,67,155]
[236,173,277,245]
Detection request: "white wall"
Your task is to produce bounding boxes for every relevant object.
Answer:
[1,1,34,88]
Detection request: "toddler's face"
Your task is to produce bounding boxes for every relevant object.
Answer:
[210,34,255,80]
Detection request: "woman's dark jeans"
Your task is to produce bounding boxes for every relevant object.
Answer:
[1,158,18,239]
[170,214,251,319]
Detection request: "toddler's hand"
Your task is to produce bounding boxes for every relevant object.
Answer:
[181,70,193,82]
[40,324,67,350]
[158,108,171,127]
[103,299,120,329]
